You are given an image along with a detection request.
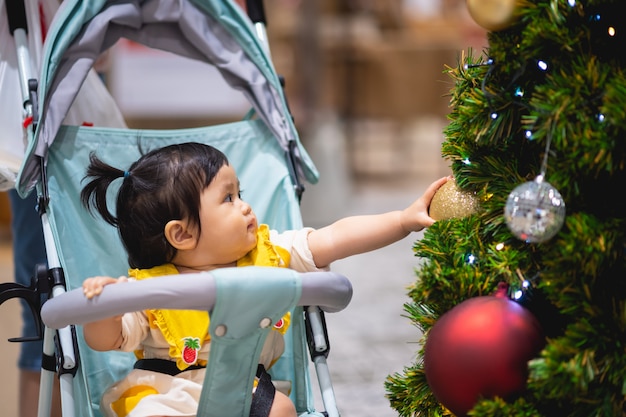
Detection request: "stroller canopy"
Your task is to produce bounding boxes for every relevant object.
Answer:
[16,0,318,195]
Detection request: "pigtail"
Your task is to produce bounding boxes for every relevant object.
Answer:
[80,152,126,226]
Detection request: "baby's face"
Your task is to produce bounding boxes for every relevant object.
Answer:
[195,164,258,264]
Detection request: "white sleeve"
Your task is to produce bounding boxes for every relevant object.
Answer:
[118,310,150,352]
[270,228,330,273]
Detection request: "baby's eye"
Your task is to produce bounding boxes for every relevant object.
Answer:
[224,190,242,203]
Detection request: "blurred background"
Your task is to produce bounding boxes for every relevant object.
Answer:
[108,0,486,178]
[0,0,487,415]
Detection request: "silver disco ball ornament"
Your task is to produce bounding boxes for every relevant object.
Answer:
[504,176,566,243]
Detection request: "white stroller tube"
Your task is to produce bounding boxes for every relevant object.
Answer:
[307,306,339,417]
[307,306,328,352]
[253,22,270,55]
[42,211,76,368]
[313,355,339,417]
[12,28,32,112]
[39,212,78,417]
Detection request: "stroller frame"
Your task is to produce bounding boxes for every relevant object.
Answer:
[0,1,353,417]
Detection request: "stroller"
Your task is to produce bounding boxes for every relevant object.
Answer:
[1,1,353,416]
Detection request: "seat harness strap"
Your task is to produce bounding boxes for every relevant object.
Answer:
[133,358,205,375]
[250,364,276,417]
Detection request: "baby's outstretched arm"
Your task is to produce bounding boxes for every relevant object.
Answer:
[82,276,127,351]
[307,176,450,268]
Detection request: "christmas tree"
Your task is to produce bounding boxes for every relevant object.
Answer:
[385,0,626,416]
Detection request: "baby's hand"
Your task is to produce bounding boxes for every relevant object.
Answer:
[83,276,128,299]
[400,176,452,232]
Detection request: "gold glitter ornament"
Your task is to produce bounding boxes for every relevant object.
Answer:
[466,0,520,32]
[429,179,480,221]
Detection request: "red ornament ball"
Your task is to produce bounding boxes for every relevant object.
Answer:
[423,287,545,416]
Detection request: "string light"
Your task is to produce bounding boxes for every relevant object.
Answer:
[536,60,549,72]
[607,26,615,37]
[464,58,494,70]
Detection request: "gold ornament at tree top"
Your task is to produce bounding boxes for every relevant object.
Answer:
[466,0,520,32]
[429,178,480,221]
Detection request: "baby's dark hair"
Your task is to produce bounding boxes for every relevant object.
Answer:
[80,142,229,269]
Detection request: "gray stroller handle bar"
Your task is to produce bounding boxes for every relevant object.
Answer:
[41,270,353,329]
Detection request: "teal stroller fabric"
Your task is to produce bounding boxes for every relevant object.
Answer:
[13,1,352,416]
[46,121,320,416]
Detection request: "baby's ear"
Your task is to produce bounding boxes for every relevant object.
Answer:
[164,220,196,250]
